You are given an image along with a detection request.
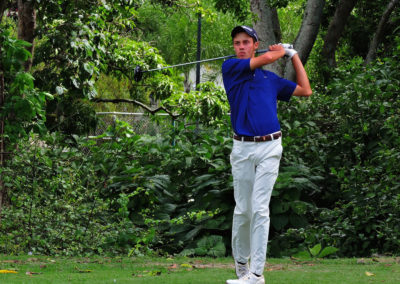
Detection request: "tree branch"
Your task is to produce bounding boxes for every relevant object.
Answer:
[251,0,282,74]
[365,0,399,65]
[90,98,179,119]
[321,0,358,69]
[284,0,325,81]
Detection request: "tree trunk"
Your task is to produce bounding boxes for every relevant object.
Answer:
[251,0,324,78]
[321,0,358,69]
[250,0,283,74]
[0,0,11,221]
[18,0,36,72]
[0,1,9,23]
[284,0,325,81]
[271,8,282,43]
[365,0,399,65]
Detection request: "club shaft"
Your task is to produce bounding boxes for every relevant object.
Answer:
[144,48,270,73]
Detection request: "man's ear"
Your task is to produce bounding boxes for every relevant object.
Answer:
[254,41,259,49]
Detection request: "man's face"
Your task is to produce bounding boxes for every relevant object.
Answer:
[233,32,259,59]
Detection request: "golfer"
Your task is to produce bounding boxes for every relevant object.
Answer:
[222,26,312,284]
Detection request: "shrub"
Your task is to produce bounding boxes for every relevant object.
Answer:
[275,51,400,257]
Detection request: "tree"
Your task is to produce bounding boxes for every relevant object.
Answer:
[365,0,399,65]
[30,1,175,134]
[250,0,284,74]
[0,2,51,216]
[0,0,167,223]
[214,0,325,78]
[17,0,36,71]
[215,0,399,81]
[2,0,216,138]
[283,0,325,80]
[321,0,358,71]
[251,0,325,79]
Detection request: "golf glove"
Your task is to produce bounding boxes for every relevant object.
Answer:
[280,43,298,58]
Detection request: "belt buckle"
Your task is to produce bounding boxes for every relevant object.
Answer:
[236,135,245,142]
[254,136,260,142]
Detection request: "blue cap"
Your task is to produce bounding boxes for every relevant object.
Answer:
[231,26,259,42]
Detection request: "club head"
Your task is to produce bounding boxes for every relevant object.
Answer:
[134,65,143,82]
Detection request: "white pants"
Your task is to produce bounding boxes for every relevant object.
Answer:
[230,137,283,275]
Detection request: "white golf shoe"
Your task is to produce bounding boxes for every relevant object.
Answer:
[226,272,265,284]
[235,261,250,278]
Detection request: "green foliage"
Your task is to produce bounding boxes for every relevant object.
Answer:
[267,0,291,9]
[30,0,175,134]
[274,43,400,257]
[93,117,234,255]
[213,0,250,21]
[137,0,237,74]
[311,55,400,256]
[270,164,321,232]
[0,132,152,256]
[180,235,226,257]
[0,105,235,256]
[0,30,30,73]
[319,0,399,65]
[277,0,305,43]
[0,27,53,144]
[1,0,400,260]
[92,73,140,112]
[3,44,400,257]
[45,98,98,135]
[163,82,229,126]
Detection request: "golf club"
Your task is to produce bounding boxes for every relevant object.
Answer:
[133,47,287,82]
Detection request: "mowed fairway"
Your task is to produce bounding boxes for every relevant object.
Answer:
[0,255,399,283]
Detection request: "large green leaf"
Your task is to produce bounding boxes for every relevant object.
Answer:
[318,246,339,258]
[289,213,308,228]
[271,214,288,230]
[271,200,290,214]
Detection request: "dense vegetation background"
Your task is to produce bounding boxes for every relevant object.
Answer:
[0,0,399,258]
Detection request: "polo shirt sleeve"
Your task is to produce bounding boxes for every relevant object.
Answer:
[222,58,253,93]
[276,76,297,102]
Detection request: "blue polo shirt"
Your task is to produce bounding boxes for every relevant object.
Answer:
[222,58,296,136]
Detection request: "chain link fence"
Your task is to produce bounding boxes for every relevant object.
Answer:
[90,112,174,137]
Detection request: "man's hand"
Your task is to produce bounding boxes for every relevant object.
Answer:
[250,44,285,70]
[279,43,298,58]
[269,44,285,52]
[268,44,286,58]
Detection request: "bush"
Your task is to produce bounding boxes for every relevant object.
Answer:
[274,52,400,257]
[0,133,145,255]
[93,118,235,255]
[310,55,400,256]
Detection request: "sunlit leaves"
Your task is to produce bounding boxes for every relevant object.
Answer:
[162,81,229,125]
[0,28,54,142]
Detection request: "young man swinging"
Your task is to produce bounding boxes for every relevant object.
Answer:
[222,26,312,284]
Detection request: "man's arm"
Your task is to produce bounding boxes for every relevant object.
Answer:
[289,53,312,97]
[250,44,285,70]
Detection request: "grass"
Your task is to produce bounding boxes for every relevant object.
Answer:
[0,255,399,283]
